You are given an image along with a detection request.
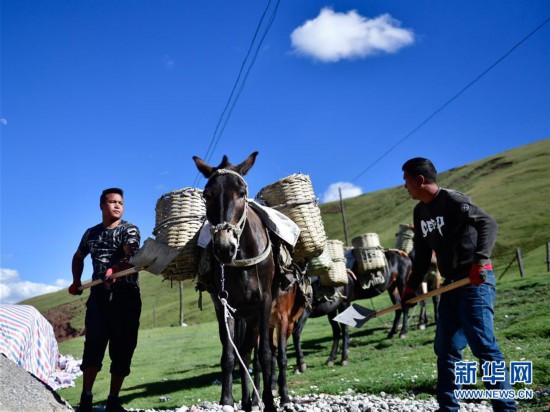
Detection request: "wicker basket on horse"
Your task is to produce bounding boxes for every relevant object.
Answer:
[307,242,332,276]
[153,187,206,281]
[395,224,414,253]
[352,233,386,274]
[255,173,326,261]
[319,239,348,287]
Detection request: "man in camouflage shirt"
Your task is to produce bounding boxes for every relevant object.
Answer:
[69,188,141,412]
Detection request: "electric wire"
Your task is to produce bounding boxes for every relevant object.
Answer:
[350,15,550,184]
[210,0,281,162]
[192,0,280,187]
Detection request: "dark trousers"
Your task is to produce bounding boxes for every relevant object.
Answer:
[81,285,141,377]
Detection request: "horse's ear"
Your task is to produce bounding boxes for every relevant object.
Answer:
[236,151,259,176]
[193,156,214,178]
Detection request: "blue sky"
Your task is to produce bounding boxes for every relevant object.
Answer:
[1,1,549,304]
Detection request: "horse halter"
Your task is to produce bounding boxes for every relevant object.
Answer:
[207,168,249,242]
[206,168,271,268]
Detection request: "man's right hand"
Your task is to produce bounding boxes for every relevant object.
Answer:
[400,285,417,309]
[68,282,82,296]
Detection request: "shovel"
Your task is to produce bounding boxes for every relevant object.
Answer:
[333,277,471,328]
[78,237,180,291]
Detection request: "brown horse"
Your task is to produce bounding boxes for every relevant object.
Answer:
[417,253,441,329]
[292,249,412,371]
[194,151,303,410]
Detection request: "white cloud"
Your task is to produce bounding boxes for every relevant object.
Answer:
[0,268,70,304]
[290,8,415,62]
[0,118,7,126]
[322,182,363,203]
[162,54,175,68]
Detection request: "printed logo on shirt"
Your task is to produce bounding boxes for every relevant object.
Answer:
[421,216,445,237]
[461,203,470,212]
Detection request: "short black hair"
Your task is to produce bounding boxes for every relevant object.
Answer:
[402,158,437,183]
[100,188,124,204]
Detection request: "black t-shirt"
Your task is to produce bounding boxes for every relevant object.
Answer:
[409,188,497,287]
[78,220,141,284]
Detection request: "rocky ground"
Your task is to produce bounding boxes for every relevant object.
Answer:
[0,354,73,411]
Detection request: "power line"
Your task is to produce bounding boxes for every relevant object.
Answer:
[192,0,281,187]
[350,15,550,184]
[210,0,281,160]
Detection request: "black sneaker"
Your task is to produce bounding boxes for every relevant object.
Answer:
[105,395,127,412]
[79,392,93,412]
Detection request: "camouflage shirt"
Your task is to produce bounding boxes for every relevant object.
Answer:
[78,220,141,285]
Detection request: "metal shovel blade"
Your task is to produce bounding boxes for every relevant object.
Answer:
[333,304,376,328]
[78,237,180,290]
[130,237,180,275]
[334,277,471,328]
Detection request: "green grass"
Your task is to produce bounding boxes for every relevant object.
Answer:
[57,257,550,411]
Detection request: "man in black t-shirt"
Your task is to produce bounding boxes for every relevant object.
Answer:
[400,158,515,412]
[69,188,141,412]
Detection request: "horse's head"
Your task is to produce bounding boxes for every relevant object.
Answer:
[193,151,258,264]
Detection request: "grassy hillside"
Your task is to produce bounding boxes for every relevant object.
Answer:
[320,138,550,263]
[23,139,550,333]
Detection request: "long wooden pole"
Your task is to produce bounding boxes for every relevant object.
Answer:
[179,281,184,326]
[339,187,349,246]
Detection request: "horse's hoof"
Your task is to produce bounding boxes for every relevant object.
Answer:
[419,324,426,330]
[281,401,293,410]
[399,333,407,339]
[327,360,334,367]
[251,406,261,411]
[341,360,348,366]
[299,363,307,373]
[222,405,234,412]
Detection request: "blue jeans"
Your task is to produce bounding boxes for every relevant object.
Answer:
[434,271,516,411]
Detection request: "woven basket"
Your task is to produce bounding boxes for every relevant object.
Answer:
[153,187,206,281]
[395,224,414,253]
[352,233,381,249]
[308,242,331,276]
[255,173,326,261]
[354,247,386,274]
[320,240,348,286]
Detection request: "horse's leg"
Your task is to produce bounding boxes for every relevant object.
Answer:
[239,319,257,412]
[215,306,236,408]
[276,311,291,405]
[386,284,402,339]
[326,310,341,366]
[292,308,310,373]
[339,301,351,365]
[418,299,427,330]
[252,343,262,410]
[400,306,409,339]
[269,327,277,395]
[258,300,276,412]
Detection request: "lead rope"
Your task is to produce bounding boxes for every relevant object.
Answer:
[218,263,265,411]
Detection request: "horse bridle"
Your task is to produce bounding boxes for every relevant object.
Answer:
[207,168,271,267]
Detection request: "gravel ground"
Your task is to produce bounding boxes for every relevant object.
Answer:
[124,393,494,412]
[0,354,507,412]
[0,354,73,411]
